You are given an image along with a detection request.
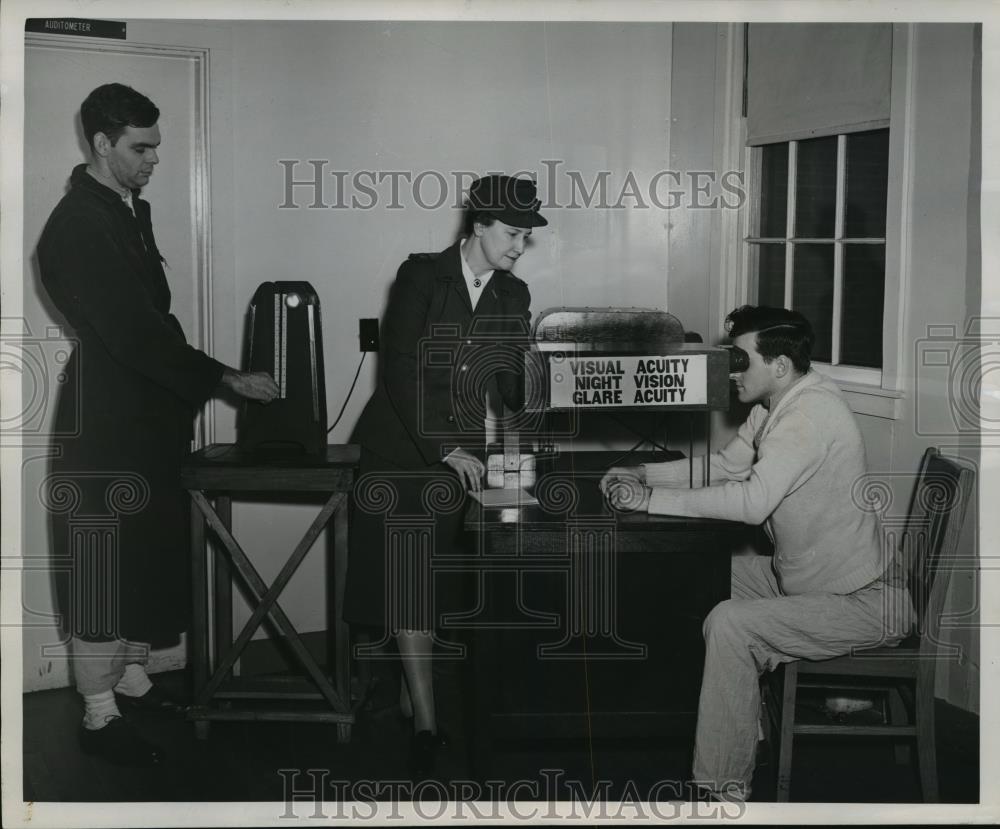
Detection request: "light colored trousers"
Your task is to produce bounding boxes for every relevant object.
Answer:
[71,637,150,695]
[691,554,915,801]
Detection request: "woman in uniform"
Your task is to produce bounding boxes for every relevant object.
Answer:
[345,175,547,778]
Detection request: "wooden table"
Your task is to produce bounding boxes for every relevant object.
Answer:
[180,443,359,741]
[462,450,750,777]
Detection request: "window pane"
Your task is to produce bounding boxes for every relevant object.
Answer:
[845,129,889,238]
[792,244,833,362]
[751,242,786,307]
[841,245,885,368]
[758,143,788,237]
[794,135,837,238]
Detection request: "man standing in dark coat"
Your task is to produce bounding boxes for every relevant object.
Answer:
[37,83,278,766]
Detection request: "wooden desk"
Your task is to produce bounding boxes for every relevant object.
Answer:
[180,443,359,741]
[462,451,749,777]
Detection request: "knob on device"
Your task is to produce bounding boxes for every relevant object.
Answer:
[238,281,327,457]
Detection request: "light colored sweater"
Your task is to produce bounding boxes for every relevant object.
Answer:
[644,370,886,595]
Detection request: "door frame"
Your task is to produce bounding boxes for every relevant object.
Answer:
[25,33,217,447]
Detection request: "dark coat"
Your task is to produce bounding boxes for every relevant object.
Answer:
[344,240,532,628]
[352,240,531,467]
[38,164,224,647]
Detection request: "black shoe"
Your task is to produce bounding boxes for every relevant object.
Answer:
[116,684,187,716]
[79,716,163,767]
[410,730,450,780]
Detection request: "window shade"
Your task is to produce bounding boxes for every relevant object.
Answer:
[746,23,892,145]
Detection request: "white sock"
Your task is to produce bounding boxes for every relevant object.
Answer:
[113,663,153,698]
[82,690,121,731]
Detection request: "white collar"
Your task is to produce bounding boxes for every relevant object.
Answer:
[459,239,493,282]
[459,239,494,309]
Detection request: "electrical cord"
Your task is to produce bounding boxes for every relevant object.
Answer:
[605,436,651,469]
[603,412,669,454]
[327,352,367,434]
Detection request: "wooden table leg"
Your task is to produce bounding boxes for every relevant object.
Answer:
[332,494,351,741]
[215,495,233,683]
[179,447,361,735]
[191,490,348,712]
[189,491,209,738]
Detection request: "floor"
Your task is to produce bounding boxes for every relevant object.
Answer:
[20,667,979,805]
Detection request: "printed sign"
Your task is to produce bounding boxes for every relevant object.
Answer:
[549,354,708,408]
[26,19,127,39]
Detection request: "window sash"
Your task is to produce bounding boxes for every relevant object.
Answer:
[745,131,887,375]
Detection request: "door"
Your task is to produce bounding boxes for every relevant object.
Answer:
[18,34,210,690]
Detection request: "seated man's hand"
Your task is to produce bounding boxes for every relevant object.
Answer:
[443,447,484,492]
[599,465,646,496]
[606,479,652,513]
[222,368,280,402]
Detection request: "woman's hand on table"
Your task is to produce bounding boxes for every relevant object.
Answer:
[443,448,484,492]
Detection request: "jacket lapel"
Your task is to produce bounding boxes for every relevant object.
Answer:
[472,272,511,319]
[432,241,517,321]
[74,168,170,310]
[436,241,473,315]
[453,278,474,315]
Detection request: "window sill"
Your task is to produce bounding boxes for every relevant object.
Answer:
[838,381,904,420]
[812,364,904,420]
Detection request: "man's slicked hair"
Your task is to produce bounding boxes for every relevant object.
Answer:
[725,305,814,374]
[81,83,159,151]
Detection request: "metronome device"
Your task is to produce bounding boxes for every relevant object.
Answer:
[238,281,327,457]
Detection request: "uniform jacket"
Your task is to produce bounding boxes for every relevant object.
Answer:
[352,240,532,469]
[37,164,224,646]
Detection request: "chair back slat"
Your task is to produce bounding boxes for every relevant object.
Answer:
[900,448,974,639]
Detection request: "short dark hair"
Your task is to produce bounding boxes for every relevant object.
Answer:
[81,83,159,151]
[462,208,497,236]
[725,305,814,374]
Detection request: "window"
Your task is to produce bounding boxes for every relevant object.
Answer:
[746,128,890,378]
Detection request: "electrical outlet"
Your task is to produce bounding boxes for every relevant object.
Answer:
[359,318,379,352]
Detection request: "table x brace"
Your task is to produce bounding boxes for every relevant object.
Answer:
[189,489,349,713]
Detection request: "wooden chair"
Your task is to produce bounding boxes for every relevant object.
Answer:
[773,447,975,802]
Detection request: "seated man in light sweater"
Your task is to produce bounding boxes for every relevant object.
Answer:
[600,305,914,802]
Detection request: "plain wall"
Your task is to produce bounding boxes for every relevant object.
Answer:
[880,24,982,711]
[666,23,723,343]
